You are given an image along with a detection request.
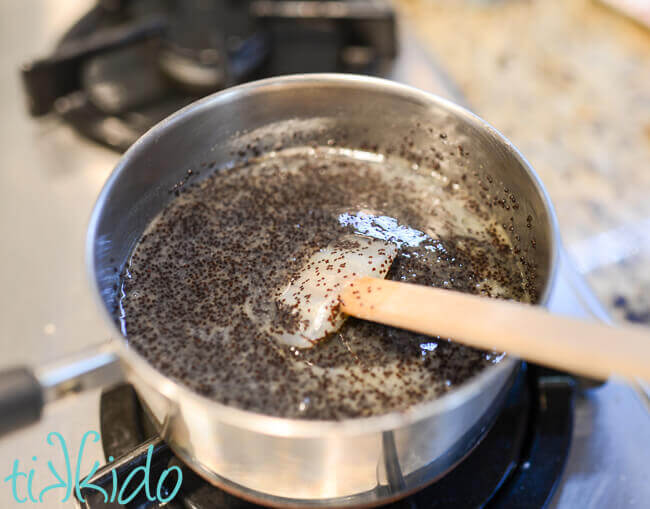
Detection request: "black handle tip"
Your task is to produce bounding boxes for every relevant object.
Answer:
[0,367,44,436]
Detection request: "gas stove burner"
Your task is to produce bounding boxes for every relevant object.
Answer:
[21,0,397,152]
[77,365,573,508]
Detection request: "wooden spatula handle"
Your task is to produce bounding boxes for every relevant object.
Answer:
[340,277,650,381]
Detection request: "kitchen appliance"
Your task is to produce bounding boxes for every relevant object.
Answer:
[5,3,647,508]
[2,74,559,506]
[21,0,397,152]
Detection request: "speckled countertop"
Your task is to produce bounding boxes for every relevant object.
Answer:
[396,0,650,324]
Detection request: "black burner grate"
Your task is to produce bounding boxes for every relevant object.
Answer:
[21,0,397,152]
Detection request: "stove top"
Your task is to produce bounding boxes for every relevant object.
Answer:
[4,3,647,508]
[21,0,396,152]
[75,364,573,509]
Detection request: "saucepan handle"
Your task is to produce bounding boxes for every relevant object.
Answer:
[0,346,123,437]
[0,367,44,435]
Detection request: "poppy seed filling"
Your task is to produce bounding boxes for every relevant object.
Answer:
[119,145,535,420]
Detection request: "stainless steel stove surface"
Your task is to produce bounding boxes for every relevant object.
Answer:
[0,1,648,508]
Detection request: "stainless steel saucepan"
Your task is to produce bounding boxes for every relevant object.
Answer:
[0,74,559,507]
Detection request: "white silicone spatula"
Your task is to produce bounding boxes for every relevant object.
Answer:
[276,236,650,381]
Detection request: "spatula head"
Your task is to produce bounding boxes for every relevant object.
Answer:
[273,235,398,348]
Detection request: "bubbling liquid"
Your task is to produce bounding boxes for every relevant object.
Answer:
[119,146,534,419]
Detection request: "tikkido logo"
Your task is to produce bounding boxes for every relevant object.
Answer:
[3,431,182,505]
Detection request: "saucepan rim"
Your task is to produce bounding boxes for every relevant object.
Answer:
[86,73,560,438]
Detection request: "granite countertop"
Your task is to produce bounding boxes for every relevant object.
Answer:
[396,0,650,324]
